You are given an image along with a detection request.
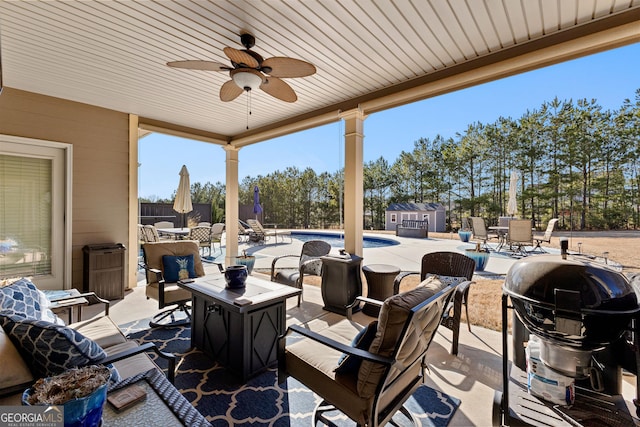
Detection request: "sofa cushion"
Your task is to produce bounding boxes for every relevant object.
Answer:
[162,254,197,282]
[0,278,63,325]
[334,320,378,375]
[0,325,34,396]
[0,314,107,378]
[357,276,446,397]
[69,316,128,350]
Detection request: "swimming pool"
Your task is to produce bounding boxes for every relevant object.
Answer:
[291,231,399,248]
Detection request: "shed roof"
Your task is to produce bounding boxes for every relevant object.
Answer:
[387,203,444,212]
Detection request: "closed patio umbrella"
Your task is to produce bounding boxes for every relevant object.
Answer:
[173,165,193,228]
[507,170,519,217]
[253,186,262,220]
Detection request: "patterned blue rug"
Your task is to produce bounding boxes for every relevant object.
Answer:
[122,320,460,426]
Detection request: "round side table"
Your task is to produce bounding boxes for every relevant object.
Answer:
[362,264,401,317]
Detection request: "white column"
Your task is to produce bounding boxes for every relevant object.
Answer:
[340,108,366,256]
[224,145,240,267]
[128,114,139,289]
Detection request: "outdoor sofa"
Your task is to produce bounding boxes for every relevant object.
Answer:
[0,278,176,405]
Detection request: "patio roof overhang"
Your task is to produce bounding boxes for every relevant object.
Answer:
[1,1,639,264]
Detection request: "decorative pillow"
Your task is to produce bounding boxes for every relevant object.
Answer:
[162,254,197,283]
[0,278,64,325]
[0,314,107,378]
[422,274,467,287]
[334,321,378,375]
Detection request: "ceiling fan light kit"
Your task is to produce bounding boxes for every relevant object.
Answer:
[231,68,263,92]
[167,33,315,103]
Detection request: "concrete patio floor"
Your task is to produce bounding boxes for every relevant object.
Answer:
[108,234,637,426]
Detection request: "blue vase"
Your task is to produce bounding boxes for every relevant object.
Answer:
[458,230,472,242]
[465,249,490,272]
[23,380,108,427]
[224,265,248,288]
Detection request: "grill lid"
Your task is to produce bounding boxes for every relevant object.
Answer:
[504,255,639,349]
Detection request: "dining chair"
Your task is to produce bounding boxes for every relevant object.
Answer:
[507,219,534,257]
[469,217,498,251]
[531,218,559,253]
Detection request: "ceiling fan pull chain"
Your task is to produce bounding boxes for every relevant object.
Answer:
[246,91,250,130]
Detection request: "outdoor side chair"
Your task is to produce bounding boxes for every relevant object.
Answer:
[188,225,213,257]
[210,223,225,254]
[393,251,475,355]
[142,240,204,328]
[531,218,559,253]
[278,279,459,427]
[506,219,534,257]
[271,240,331,306]
[469,216,498,251]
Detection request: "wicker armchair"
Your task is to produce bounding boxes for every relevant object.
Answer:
[393,251,475,355]
[270,240,331,306]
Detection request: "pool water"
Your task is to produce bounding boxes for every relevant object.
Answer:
[291,231,399,248]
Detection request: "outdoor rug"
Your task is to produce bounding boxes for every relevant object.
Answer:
[123,320,460,426]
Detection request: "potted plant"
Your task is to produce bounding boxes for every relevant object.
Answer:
[465,242,490,271]
[235,250,256,275]
[23,365,111,427]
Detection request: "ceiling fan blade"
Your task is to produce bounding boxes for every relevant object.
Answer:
[220,80,244,102]
[223,47,259,68]
[260,77,297,103]
[261,57,316,78]
[166,60,229,71]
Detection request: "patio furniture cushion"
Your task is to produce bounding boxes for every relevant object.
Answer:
[423,274,468,288]
[0,278,63,325]
[143,241,206,285]
[0,314,107,378]
[162,254,197,282]
[335,320,378,375]
[0,325,33,395]
[357,276,445,397]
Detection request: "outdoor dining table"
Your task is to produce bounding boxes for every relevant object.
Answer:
[157,227,190,239]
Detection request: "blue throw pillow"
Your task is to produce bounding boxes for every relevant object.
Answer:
[335,321,378,375]
[0,314,107,378]
[162,254,196,283]
[0,278,64,325]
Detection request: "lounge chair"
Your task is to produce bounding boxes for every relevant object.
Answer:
[246,219,278,243]
[238,220,252,242]
[531,218,559,253]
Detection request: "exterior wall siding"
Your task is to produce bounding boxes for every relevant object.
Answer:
[0,88,130,290]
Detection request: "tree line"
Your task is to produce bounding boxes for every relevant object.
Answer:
[142,90,640,231]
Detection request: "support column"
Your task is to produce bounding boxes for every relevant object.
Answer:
[340,108,366,257]
[127,114,139,289]
[224,145,240,267]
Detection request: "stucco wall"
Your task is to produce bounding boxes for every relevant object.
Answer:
[0,88,130,290]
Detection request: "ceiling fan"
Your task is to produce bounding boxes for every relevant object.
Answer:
[167,33,316,103]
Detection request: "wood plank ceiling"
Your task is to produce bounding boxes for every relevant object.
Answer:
[1,1,639,146]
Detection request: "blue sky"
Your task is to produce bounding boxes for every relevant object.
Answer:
[139,42,640,200]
